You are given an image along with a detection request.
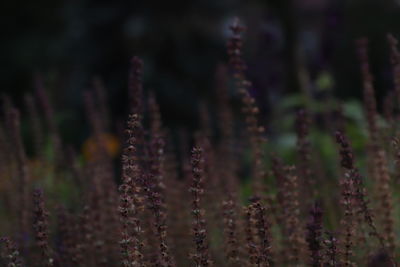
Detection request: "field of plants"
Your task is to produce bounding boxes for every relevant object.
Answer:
[2,17,400,266]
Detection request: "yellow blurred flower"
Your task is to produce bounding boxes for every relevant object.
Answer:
[82,133,120,161]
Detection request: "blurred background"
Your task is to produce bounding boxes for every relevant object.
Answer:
[1,0,400,147]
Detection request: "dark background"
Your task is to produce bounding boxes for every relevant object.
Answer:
[1,0,400,144]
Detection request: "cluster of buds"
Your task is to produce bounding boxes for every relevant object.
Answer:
[119,113,145,266]
[335,131,389,261]
[221,198,241,265]
[0,237,23,267]
[323,232,339,266]
[33,189,54,267]
[244,196,272,267]
[189,147,212,267]
[305,202,323,267]
[227,18,266,195]
[335,131,355,170]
